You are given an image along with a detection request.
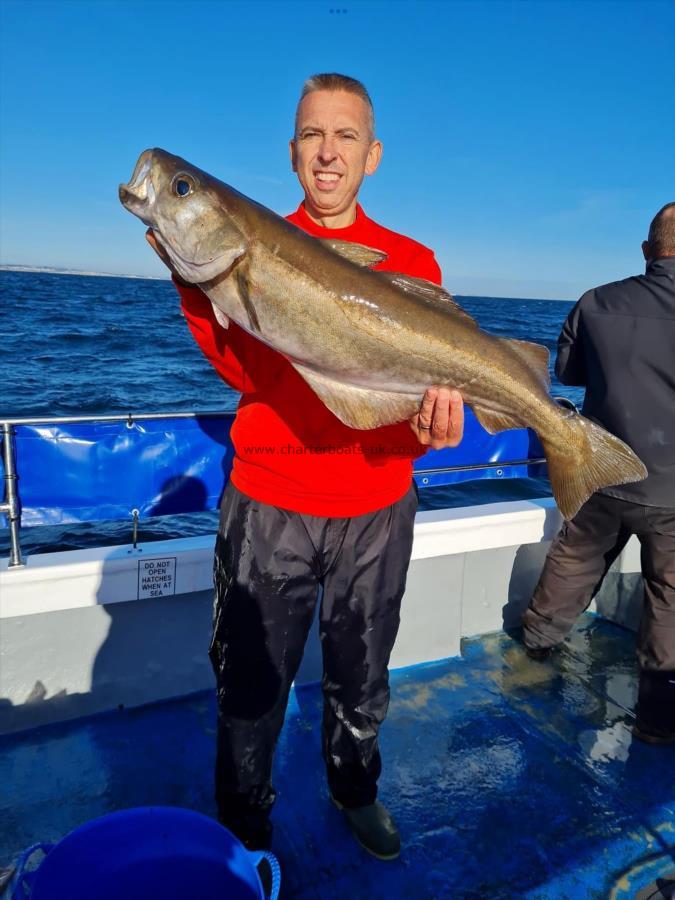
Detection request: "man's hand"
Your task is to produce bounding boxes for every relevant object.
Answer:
[145,228,191,285]
[145,228,171,267]
[410,387,464,449]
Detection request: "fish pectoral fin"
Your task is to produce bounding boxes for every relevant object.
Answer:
[504,338,551,389]
[210,301,230,330]
[379,273,479,327]
[291,363,419,430]
[320,239,388,267]
[472,405,522,435]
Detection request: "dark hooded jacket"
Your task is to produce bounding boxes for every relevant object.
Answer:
[555,257,675,506]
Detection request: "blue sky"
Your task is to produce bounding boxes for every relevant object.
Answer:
[1,0,673,299]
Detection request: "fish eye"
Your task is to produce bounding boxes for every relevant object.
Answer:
[172,174,195,197]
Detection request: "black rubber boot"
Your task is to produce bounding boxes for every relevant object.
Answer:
[633,669,675,745]
[217,809,272,852]
[332,797,401,860]
[505,626,557,662]
[525,645,556,661]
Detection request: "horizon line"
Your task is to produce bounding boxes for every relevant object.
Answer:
[0,264,575,302]
[0,263,168,281]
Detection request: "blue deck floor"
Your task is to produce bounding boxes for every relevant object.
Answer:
[2,615,674,898]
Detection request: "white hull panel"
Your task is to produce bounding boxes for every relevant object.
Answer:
[0,499,644,734]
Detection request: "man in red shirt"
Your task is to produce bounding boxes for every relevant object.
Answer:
[148,73,463,860]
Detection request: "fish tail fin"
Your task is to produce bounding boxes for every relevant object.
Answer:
[541,413,647,520]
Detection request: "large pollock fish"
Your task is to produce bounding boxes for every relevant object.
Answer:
[119,149,647,519]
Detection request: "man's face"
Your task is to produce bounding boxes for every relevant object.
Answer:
[290,90,382,223]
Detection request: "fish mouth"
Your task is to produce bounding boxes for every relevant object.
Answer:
[119,147,240,283]
[119,149,156,217]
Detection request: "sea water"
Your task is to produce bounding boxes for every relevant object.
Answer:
[1,270,581,555]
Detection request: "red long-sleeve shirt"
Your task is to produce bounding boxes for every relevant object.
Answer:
[177,202,442,516]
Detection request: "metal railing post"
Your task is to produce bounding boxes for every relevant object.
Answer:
[1,422,24,567]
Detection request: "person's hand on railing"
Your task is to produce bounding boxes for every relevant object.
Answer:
[145,229,192,286]
[410,387,464,450]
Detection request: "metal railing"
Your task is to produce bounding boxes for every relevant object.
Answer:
[1,404,566,568]
[1,423,23,567]
[2,411,230,426]
[0,410,231,568]
[414,457,546,485]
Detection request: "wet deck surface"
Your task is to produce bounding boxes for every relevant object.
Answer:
[2,614,674,898]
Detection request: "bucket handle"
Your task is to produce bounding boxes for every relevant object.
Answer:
[10,843,53,899]
[248,850,281,900]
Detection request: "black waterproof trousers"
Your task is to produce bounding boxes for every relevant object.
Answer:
[209,481,418,848]
[522,493,675,733]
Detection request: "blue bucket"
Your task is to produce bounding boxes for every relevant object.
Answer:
[12,807,280,900]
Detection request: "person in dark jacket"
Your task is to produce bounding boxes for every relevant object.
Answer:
[522,202,675,744]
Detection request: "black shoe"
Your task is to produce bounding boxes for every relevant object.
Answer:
[331,796,401,860]
[635,670,675,745]
[525,645,555,661]
[217,814,272,852]
[632,721,675,746]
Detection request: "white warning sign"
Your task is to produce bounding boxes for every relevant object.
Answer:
[138,557,177,599]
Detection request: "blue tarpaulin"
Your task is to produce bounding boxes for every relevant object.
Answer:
[413,406,546,487]
[1,411,546,527]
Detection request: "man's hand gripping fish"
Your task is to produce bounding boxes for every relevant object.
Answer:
[119,148,647,520]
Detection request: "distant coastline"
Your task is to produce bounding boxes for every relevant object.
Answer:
[0,264,168,281]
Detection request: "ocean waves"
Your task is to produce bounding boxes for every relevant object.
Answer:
[1,271,574,554]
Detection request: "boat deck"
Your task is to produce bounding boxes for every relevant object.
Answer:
[2,614,674,899]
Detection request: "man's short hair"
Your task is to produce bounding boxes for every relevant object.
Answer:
[648,202,675,258]
[296,73,375,139]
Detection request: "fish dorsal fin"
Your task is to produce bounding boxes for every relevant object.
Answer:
[379,273,479,327]
[505,338,551,389]
[320,239,388,268]
[210,301,230,330]
[290,361,419,430]
[472,405,522,435]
